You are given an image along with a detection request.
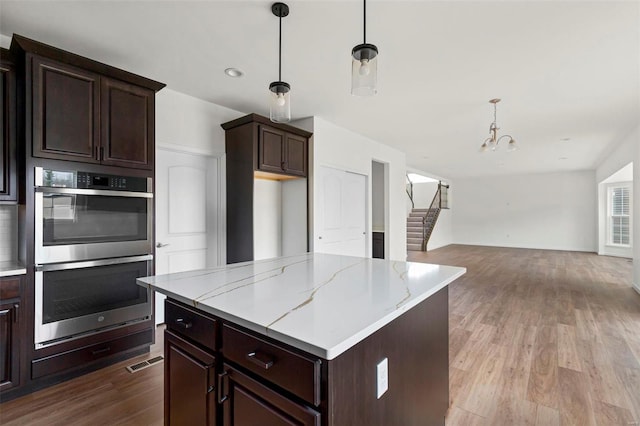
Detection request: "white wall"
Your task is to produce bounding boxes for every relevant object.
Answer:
[295,117,407,261]
[595,125,639,290]
[155,89,244,266]
[253,179,282,260]
[156,89,242,156]
[0,206,18,262]
[453,171,597,252]
[282,179,308,256]
[372,161,385,231]
[635,132,640,293]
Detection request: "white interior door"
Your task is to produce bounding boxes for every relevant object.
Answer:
[155,148,219,325]
[316,166,366,257]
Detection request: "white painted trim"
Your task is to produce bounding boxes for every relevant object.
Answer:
[634,284,640,295]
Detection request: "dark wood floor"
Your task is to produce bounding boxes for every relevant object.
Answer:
[409,244,639,426]
[1,245,637,425]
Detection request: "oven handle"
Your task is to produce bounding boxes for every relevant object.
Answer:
[35,187,153,198]
[35,255,153,272]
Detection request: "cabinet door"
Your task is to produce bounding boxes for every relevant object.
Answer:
[100,78,154,170]
[258,126,286,174]
[221,364,320,426]
[0,53,17,202]
[283,133,307,177]
[0,277,21,393]
[165,331,216,426]
[32,55,100,163]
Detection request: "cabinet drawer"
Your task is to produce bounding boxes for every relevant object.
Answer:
[31,329,152,379]
[165,299,217,352]
[0,277,21,300]
[222,324,321,406]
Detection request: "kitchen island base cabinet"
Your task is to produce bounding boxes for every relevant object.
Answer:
[165,331,217,426]
[164,286,449,426]
[221,364,321,426]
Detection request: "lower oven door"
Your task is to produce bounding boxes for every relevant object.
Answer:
[35,255,153,348]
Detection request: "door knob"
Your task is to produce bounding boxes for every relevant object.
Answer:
[156,242,170,248]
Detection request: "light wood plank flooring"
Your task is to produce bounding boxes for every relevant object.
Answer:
[409,244,639,426]
[1,245,637,425]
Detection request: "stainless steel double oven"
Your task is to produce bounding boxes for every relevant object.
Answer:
[34,167,153,348]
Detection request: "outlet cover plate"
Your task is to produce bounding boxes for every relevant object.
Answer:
[377,358,388,399]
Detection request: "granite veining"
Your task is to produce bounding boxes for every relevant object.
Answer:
[138,253,466,359]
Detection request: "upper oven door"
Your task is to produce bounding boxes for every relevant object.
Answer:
[35,186,153,264]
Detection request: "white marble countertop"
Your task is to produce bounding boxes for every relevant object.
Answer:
[138,253,465,359]
[0,261,26,277]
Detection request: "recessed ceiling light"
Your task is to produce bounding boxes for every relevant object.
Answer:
[560,138,571,141]
[224,68,244,78]
[559,157,569,160]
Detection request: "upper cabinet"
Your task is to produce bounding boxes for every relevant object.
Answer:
[257,125,307,177]
[0,49,17,203]
[12,34,164,171]
[223,113,311,179]
[32,56,100,163]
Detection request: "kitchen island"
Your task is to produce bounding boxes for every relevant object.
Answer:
[138,253,465,426]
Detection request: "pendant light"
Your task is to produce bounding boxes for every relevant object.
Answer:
[479,99,518,153]
[351,0,378,96]
[269,2,291,123]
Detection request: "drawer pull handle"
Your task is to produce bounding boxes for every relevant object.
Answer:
[246,351,274,370]
[175,318,192,329]
[91,347,111,356]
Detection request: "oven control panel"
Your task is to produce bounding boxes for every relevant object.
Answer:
[41,169,149,192]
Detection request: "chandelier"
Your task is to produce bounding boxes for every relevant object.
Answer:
[479,99,517,152]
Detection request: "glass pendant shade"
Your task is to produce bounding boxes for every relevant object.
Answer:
[269,81,291,123]
[351,43,378,96]
[506,138,517,152]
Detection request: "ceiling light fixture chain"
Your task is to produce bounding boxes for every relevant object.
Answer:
[479,99,518,153]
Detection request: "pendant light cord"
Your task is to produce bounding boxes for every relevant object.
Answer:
[279,13,282,81]
[363,0,367,44]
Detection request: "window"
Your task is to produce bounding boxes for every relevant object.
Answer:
[608,185,631,246]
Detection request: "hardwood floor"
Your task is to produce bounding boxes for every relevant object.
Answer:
[409,244,639,426]
[0,327,165,426]
[1,245,637,425]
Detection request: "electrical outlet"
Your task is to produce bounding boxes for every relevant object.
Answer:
[377,358,388,399]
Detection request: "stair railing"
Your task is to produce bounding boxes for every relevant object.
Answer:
[422,182,443,251]
[406,174,414,209]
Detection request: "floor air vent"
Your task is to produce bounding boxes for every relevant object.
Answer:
[126,355,164,373]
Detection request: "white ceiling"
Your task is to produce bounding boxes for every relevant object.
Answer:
[1,1,638,179]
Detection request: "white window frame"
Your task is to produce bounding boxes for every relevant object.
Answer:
[606,183,632,248]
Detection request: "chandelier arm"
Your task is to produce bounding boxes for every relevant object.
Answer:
[496,134,513,145]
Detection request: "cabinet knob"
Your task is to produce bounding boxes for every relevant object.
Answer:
[175,318,192,329]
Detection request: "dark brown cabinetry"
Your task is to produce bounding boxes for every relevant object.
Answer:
[0,276,22,393]
[221,364,320,426]
[0,49,17,203]
[165,331,217,425]
[13,34,164,170]
[30,55,155,169]
[164,286,450,426]
[258,125,307,177]
[222,114,312,264]
[31,56,100,163]
[372,231,384,259]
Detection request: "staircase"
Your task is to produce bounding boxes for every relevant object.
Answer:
[405,179,449,253]
[406,208,442,252]
[407,209,428,251]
